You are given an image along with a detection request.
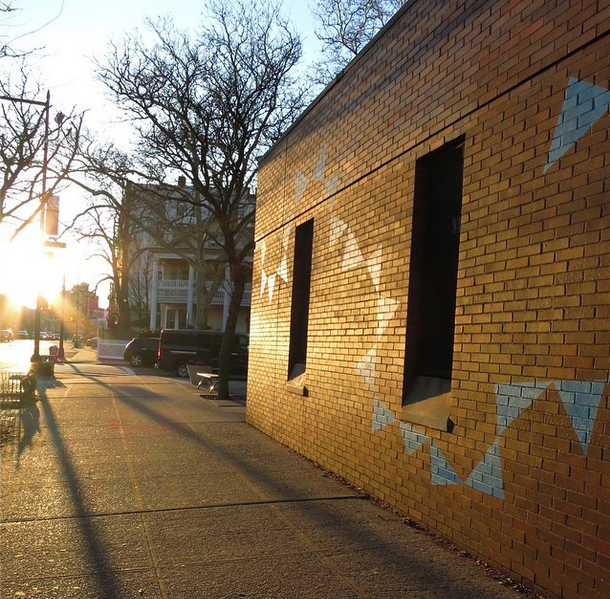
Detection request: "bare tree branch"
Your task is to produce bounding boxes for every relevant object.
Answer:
[94,0,305,396]
[0,61,84,236]
[311,0,406,85]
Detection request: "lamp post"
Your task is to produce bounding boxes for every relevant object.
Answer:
[33,91,51,358]
[58,273,66,360]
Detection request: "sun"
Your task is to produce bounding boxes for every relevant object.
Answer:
[0,230,64,309]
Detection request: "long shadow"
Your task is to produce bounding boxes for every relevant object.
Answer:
[104,380,504,598]
[34,382,123,599]
[28,369,509,598]
[17,403,40,457]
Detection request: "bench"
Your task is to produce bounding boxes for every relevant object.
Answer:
[197,372,219,395]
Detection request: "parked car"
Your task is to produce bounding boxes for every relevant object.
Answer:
[123,337,159,367]
[86,337,98,349]
[157,329,248,379]
[0,329,14,342]
[17,330,30,339]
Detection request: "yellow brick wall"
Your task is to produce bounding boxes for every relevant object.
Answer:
[249,2,610,599]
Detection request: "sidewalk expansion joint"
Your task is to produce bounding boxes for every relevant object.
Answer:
[1,494,368,524]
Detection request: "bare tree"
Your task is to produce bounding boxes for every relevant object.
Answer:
[1,0,27,60]
[312,0,405,85]
[60,134,138,333]
[62,134,231,336]
[0,62,82,236]
[95,0,306,397]
[1,0,62,60]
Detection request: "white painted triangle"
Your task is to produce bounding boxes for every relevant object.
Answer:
[295,170,309,205]
[372,398,396,432]
[356,346,377,392]
[330,216,348,247]
[282,227,291,251]
[325,173,340,209]
[495,380,553,434]
[464,440,505,499]
[377,295,399,338]
[398,421,429,456]
[342,231,365,271]
[277,255,288,282]
[366,246,383,289]
[544,78,610,173]
[556,379,606,456]
[429,439,462,486]
[267,273,277,302]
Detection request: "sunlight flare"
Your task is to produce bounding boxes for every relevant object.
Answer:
[0,231,63,309]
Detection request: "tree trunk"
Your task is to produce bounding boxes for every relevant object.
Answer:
[115,278,131,333]
[193,264,224,330]
[194,277,210,330]
[216,262,246,399]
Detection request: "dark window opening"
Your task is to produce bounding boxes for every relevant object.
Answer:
[288,219,314,380]
[403,138,464,411]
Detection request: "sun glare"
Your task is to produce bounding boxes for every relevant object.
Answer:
[0,232,64,309]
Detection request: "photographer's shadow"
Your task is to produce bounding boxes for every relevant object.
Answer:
[17,375,65,457]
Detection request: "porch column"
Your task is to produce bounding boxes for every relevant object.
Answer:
[187,264,195,327]
[149,257,159,330]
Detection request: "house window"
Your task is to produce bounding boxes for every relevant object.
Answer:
[288,219,314,381]
[402,137,464,429]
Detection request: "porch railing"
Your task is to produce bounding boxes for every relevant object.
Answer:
[156,280,251,306]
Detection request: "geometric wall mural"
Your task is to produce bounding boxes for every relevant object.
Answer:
[372,376,607,500]
[264,81,610,501]
[259,229,290,303]
[544,77,610,173]
[497,379,607,456]
[366,75,610,500]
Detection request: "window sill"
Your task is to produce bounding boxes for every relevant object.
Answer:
[402,375,453,432]
[286,370,308,397]
[286,382,308,396]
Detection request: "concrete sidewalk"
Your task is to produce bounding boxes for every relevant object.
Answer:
[1,364,533,599]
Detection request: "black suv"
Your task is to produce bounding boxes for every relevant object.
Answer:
[123,337,160,367]
[157,329,248,378]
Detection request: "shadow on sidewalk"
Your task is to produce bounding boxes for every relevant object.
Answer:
[10,373,523,599]
[32,383,124,599]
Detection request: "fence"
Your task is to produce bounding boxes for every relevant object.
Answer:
[96,339,130,362]
[0,371,36,408]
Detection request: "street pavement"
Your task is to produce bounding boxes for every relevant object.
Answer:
[1,349,533,599]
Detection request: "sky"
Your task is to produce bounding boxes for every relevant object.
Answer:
[1,0,319,309]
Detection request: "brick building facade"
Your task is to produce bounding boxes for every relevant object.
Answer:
[249,2,610,598]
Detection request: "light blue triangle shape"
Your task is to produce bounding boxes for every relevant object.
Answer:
[495,381,553,435]
[465,440,505,499]
[544,78,610,173]
[429,439,462,486]
[556,380,606,456]
[372,398,396,432]
[398,421,429,456]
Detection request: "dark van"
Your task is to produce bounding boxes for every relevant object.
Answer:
[157,329,248,378]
